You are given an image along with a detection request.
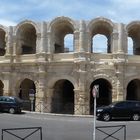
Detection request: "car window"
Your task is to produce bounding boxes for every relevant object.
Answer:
[0,97,4,101]
[6,98,14,102]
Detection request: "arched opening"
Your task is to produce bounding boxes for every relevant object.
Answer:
[92,34,108,53]
[126,79,140,100]
[0,29,6,56]
[17,23,36,54]
[52,20,74,53]
[127,24,140,55]
[51,80,74,114]
[128,37,133,55]
[64,34,74,52]
[90,21,113,53]
[90,78,112,115]
[19,78,36,111]
[0,80,4,96]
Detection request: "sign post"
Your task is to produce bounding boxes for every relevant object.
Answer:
[29,89,35,111]
[92,85,99,140]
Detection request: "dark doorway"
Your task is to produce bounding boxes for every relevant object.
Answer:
[90,78,112,115]
[51,80,74,114]
[126,79,140,100]
[19,78,36,111]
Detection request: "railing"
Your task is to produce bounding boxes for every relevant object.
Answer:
[96,125,126,140]
[35,102,90,115]
[1,127,42,140]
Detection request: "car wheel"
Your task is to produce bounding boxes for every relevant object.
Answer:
[102,113,111,121]
[132,113,139,121]
[9,108,15,114]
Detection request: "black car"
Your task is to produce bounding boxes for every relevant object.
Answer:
[96,100,140,121]
[0,96,23,114]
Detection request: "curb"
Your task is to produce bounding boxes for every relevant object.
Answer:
[23,110,94,118]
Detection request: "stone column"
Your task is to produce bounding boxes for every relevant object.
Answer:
[3,74,12,96]
[79,20,86,52]
[35,65,46,112]
[40,22,47,53]
[5,26,13,56]
[74,89,89,115]
[112,32,119,53]
[74,57,89,115]
[44,88,54,113]
[114,60,125,101]
[118,23,127,53]
[74,30,79,52]
[36,33,41,54]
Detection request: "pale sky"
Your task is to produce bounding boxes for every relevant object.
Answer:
[0,0,136,53]
[0,0,140,26]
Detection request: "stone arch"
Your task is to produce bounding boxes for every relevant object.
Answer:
[46,76,77,114]
[126,78,140,101]
[48,16,77,31]
[47,75,78,89]
[51,79,75,114]
[48,16,77,53]
[89,77,112,114]
[17,78,36,111]
[14,20,40,35]
[126,21,140,55]
[125,75,140,100]
[14,20,39,55]
[0,26,7,56]
[87,17,114,53]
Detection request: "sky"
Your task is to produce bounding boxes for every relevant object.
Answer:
[1,0,140,26]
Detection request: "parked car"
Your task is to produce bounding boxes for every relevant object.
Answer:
[0,96,23,114]
[96,100,140,121]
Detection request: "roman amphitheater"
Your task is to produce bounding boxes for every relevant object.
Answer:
[0,16,139,115]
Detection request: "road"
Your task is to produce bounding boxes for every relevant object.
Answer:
[0,112,140,140]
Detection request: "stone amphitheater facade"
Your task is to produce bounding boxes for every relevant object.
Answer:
[0,16,140,115]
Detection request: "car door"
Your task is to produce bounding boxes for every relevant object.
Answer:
[111,102,129,118]
[0,97,7,111]
[0,96,3,111]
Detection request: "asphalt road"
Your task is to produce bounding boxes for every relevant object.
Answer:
[0,112,140,140]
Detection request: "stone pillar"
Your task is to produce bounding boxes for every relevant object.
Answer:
[74,30,79,52]
[74,89,89,115]
[74,56,88,115]
[3,76,12,96]
[36,33,41,54]
[79,20,86,52]
[35,65,46,112]
[114,59,125,101]
[44,88,54,113]
[118,23,127,53]
[47,31,53,53]
[112,32,119,53]
[5,26,13,56]
[40,22,47,53]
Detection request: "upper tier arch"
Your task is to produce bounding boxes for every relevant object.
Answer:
[48,16,77,32]
[14,20,40,35]
[87,17,114,36]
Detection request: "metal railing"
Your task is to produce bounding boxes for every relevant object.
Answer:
[1,127,42,140]
[35,102,89,114]
[96,125,126,140]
